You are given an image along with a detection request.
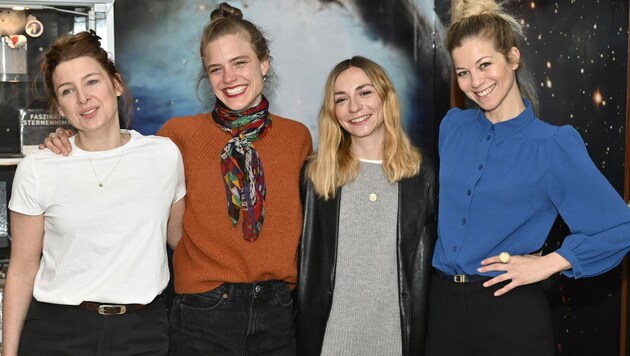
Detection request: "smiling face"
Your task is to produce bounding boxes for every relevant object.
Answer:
[203,33,269,112]
[333,66,385,149]
[452,36,524,122]
[53,56,122,134]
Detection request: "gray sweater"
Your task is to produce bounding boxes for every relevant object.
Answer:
[320,160,401,356]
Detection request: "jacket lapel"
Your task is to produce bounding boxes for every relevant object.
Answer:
[318,188,341,289]
[398,175,428,271]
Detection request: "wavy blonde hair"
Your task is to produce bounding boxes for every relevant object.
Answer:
[307,56,421,199]
[447,0,539,113]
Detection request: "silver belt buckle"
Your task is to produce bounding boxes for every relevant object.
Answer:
[97,304,127,315]
[453,274,467,283]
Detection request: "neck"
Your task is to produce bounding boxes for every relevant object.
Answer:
[485,88,526,124]
[76,130,128,151]
[350,136,384,161]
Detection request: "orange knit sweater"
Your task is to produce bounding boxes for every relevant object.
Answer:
[158,113,312,293]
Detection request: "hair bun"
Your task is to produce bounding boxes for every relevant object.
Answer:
[450,0,501,24]
[210,2,243,22]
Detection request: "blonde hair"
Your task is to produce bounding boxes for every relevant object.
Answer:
[307,56,421,199]
[447,0,539,112]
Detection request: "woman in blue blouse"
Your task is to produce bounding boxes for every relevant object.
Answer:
[426,1,630,355]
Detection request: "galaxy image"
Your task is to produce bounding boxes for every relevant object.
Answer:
[113,0,450,154]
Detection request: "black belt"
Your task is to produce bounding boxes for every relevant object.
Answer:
[78,301,149,315]
[78,294,162,315]
[433,268,492,283]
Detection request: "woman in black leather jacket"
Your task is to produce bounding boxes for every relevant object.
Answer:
[297,56,437,356]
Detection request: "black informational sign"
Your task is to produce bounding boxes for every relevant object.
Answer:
[20,109,73,146]
[0,181,7,246]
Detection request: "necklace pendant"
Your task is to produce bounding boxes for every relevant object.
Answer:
[369,192,377,202]
[82,138,126,189]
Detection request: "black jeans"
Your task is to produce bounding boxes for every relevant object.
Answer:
[169,280,296,356]
[19,297,168,356]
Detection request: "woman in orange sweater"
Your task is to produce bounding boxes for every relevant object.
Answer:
[159,3,311,354]
[42,3,311,355]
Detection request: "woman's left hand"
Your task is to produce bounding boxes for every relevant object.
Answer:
[477,252,571,297]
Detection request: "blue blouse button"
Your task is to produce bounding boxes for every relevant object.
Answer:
[467,189,471,196]
[461,218,467,225]
[478,164,483,170]
[486,135,492,141]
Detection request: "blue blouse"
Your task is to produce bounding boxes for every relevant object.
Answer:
[434,100,630,278]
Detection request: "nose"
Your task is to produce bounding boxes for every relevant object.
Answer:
[76,88,90,104]
[470,71,484,88]
[222,68,237,83]
[348,98,362,113]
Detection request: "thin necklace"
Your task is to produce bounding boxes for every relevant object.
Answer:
[80,135,126,188]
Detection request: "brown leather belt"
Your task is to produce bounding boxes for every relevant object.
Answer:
[78,301,150,315]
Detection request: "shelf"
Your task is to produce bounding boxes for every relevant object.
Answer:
[0,146,38,165]
[0,158,22,166]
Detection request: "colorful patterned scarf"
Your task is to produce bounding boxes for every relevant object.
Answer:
[212,96,272,241]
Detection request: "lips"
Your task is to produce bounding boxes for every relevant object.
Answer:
[349,114,370,124]
[224,85,246,97]
[476,83,496,97]
[80,106,99,119]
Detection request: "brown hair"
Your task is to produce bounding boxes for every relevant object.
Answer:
[197,2,274,98]
[446,0,538,112]
[39,31,132,127]
[306,56,421,199]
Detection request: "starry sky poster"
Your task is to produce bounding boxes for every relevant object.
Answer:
[113,0,450,155]
[514,2,628,356]
[513,0,627,195]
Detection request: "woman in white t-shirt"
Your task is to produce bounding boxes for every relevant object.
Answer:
[2,31,186,356]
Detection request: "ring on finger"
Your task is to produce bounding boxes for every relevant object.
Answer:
[498,252,511,264]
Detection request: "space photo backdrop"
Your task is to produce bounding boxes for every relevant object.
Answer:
[113,0,450,154]
[114,0,628,354]
[511,2,628,355]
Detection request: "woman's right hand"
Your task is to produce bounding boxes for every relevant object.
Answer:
[38,127,76,156]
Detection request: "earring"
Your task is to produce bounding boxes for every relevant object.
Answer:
[263,75,267,82]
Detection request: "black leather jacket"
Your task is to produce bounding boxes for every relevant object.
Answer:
[296,159,437,356]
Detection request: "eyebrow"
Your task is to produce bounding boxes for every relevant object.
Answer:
[206,55,250,70]
[334,83,373,96]
[455,56,494,71]
[475,56,493,65]
[56,72,101,91]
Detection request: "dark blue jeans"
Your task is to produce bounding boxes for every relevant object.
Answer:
[169,280,296,356]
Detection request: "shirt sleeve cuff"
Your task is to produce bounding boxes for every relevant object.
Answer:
[555,246,583,279]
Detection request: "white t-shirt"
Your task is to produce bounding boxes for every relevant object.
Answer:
[9,130,186,305]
